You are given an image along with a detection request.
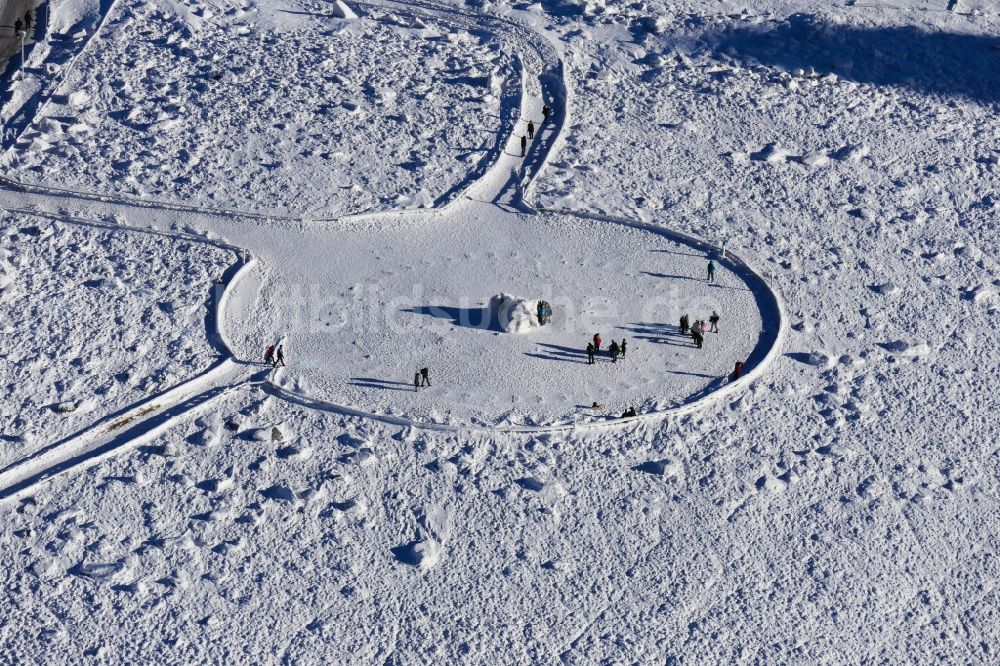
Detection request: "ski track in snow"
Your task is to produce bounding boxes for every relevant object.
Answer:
[0,0,786,505]
[1,0,997,662]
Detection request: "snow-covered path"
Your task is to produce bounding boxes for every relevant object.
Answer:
[0,0,785,503]
[7,0,996,662]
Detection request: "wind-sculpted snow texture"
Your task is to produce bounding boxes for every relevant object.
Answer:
[0,213,232,467]
[527,0,1000,660]
[1,0,999,662]
[4,0,510,216]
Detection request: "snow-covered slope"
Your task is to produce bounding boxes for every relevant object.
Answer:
[0,212,234,466]
[4,0,511,216]
[1,0,999,662]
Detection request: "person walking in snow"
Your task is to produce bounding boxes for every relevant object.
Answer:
[414,371,421,392]
[275,345,285,367]
[609,340,620,363]
[542,105,551,123]
[699,319,707,335]
[707,259,717,283]
[730,360,744,381]
[520,135,527,157]
[264,345,275,366]
[593,333,602,353]
[527,121,535,140]
[680,314,689,335]
[709,311,720,333]
[692,327,703,349]
[24,11,32,29]
[620,338,627,358]
[586,342,595,365]
[420,367,431,387]
[14,18,22,34]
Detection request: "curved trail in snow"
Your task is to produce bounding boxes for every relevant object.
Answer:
[0,210,262,506]
[0,0,786,503]
[0,0,569,221]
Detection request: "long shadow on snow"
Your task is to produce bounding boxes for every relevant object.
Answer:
[706,14,1000,106]
[618,323,694,347]
[402,305,500,331]
[348,378,414,392]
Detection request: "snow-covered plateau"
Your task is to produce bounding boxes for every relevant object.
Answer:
[1,0,998,662]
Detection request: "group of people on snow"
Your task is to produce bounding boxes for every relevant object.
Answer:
[520,104,552,157]
[263,344,285,368]
[586,333,627,364]
[13,11,33,35]
[258,249,748,416]
[680,310,720,349]
[413,367,431,391]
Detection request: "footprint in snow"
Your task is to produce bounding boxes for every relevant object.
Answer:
[515,476,544,492]
[632,459,681,477]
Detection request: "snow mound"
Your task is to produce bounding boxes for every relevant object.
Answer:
[395,190,433,209]
[831,144,870,162]
[68,91,91,108]
[799,351,833,368]
[871,282,899,296]
[751,144,790,163]
[393,538,443,569]
[331,0,358,19]
[489,293,541,334]
[757,474,789,493]
[967,284,998,304]
[73,561,124,582]
[799,150,830,167]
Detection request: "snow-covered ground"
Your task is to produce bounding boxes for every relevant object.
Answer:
[230,202,763,427]
[0,211,234,467]
[3,0,511,216]
[2,0,1000,662]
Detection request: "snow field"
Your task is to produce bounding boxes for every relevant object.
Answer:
[0,387,760,662]
[521,1,1000,659]
[1,0,998,660]
[4,0,511,216]
[228,204,763,427]
[0,212,234,467]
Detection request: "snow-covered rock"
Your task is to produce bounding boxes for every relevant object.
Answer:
[489,294,542,334]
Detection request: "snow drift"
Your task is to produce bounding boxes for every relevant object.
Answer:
[489,293,542,334]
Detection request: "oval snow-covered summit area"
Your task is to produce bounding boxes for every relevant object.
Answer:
[226,203,767,427]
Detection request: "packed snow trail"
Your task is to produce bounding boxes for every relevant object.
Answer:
[351,0,569,207]
[0,0,786,502]
[0,360,260,507]
[0,209,259,504]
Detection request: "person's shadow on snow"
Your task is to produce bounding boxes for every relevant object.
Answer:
[525,343,592,364]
